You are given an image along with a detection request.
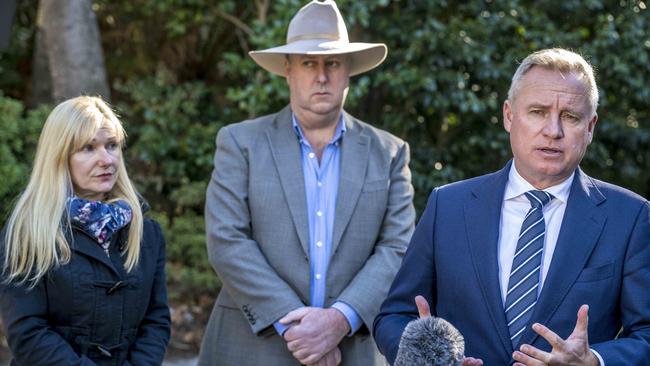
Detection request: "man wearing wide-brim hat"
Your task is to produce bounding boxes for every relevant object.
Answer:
[198,1,415,365]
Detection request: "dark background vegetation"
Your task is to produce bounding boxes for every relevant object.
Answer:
[1,0,649,358]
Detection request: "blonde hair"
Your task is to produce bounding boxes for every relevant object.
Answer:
[507,48,599,116]
[3,96,143,286]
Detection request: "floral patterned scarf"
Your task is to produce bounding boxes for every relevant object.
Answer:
[67,197,133,256]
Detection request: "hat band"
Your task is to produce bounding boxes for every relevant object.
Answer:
[287,33,344,44]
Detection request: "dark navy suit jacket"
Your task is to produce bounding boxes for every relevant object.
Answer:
[374,162,650,366]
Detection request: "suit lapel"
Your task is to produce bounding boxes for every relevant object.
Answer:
[331,113,369,256]
[266,106,310,255]
[522,169,607,346]
[465,162,514,355]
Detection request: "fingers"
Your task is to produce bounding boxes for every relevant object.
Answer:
[462,356,484,365]
[333,347,341,365]
[513,347,548,366]
[306,347,341,366]
[280,306,312,325]
[301,347,340,366]
[516,343,552,363]
[301,352,324,365]
[414,295,431,318]
[531,322,564,349]
[573,304,589,336]
[286,339,300,352]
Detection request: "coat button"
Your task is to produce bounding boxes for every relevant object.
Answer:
[107,281,125,294]
[97,345,112,357]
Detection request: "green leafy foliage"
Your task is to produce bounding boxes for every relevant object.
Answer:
[0,94,50,220]
[152,212,220,302]
[113,74,222,216]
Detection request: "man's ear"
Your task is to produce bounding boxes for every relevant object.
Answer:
[503,100,513,133]
[586,113,598,144]
[284,55,291,82]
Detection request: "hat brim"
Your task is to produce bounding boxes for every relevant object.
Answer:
[249,39,387,77]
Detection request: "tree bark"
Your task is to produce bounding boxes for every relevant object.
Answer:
[35,0,110,103]
[30,21,51,106]
[0,0,17,50]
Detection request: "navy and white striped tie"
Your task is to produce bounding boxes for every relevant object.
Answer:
[505,190,553,348]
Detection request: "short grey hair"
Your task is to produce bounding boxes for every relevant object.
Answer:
[507,48,599,115]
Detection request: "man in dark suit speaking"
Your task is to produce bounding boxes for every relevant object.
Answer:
[374,48,650,365]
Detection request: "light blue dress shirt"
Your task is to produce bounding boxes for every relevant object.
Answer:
[273,114,362,336]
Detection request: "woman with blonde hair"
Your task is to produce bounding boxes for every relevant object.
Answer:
[0,96,170,365]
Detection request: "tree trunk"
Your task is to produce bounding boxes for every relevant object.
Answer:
[35,0,110,103]
[30,22,51,106]
[0,0,17,50]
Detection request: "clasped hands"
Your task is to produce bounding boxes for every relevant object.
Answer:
[280,306,350,366]
[414,296,599,366]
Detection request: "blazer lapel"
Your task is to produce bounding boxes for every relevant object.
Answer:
[266,106,310,255]
[331,113,369,256]
[465,162,514,356]
[522,168,607,346]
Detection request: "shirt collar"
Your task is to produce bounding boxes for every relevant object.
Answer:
[504,161,574,204]
[292,113,346,146]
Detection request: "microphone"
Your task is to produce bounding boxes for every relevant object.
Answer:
[394,316,465,366]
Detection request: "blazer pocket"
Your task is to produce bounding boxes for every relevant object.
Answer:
[576,262,614,282]
[362,178,389,193]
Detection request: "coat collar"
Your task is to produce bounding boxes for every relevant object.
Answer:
[331,112,370,255]
[266,106,310,255]
[68,226,123,277]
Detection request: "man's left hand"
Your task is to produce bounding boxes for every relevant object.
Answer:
[513,304,599,366]
[281,307,350,365]
[306,347,342,366]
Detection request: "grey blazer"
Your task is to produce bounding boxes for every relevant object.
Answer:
[198,106,415,366]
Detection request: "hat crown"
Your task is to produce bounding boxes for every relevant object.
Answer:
[287,0,349,44]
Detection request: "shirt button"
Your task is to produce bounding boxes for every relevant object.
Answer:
[317,181,322,187]
[316,211,322,217]
[315,274,322,280]
[308,152,315,159]
[316,241,323,247]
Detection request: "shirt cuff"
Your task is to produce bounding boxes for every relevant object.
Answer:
[591,348,605,366]
[273,320,290,337]
[331,301,362,336]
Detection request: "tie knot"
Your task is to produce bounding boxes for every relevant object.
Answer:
[524,190,553,209]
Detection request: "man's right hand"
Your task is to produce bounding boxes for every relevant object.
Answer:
[414,296,484,366]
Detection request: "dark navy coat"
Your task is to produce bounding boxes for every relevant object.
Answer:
[0,218,170,365]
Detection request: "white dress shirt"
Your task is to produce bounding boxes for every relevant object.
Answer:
[497,162,604,365]
[498,164,572,303]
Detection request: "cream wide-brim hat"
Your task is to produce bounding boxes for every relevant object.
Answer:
[249,0,387,77]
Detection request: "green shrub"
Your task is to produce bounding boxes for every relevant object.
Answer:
[114,75,223,218]
[0,95,49,221]
[152,211,221,302]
